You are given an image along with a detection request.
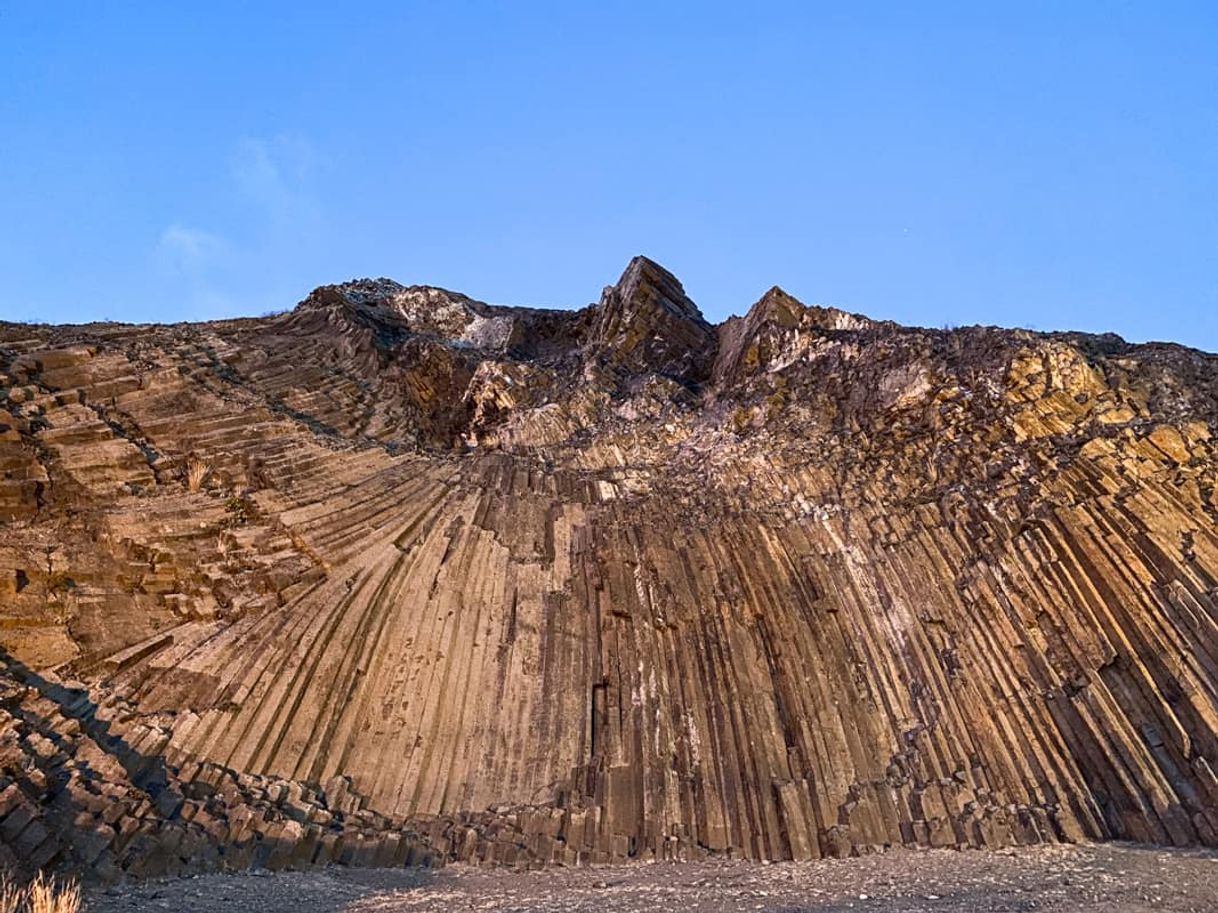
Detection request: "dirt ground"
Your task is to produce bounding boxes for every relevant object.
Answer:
[87,843,1218,913]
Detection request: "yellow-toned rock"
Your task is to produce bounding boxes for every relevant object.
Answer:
[1148,425,1192,464]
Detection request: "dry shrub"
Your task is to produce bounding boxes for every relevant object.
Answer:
[0,877,23,913]
[185,456,213,492]
[25,874,80,913]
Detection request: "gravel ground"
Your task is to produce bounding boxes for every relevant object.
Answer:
[87,843,1218,913]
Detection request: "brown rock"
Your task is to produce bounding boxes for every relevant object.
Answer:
[2,257,1218,883]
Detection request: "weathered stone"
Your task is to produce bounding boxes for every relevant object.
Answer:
[2,257,1218,883]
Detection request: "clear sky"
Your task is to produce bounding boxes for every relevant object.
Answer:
[2,3,1216,351]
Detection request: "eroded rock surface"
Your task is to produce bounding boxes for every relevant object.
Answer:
[2,256,1218,882]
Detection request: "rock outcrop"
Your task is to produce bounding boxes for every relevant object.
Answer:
[2,256,1218,881]
[584,256,717,387]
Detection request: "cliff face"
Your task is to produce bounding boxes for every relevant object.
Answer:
[3,256,1218,879]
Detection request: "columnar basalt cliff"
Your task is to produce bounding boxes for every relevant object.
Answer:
[2,257,1218,881]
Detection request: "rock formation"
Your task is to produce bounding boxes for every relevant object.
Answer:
[2,256,1218,881]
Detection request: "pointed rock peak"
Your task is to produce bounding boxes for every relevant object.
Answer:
[747,286,806,329]
[587,256,717,386]
[609,256,709,327]
[713,287,873,388]
[740,286,871,333]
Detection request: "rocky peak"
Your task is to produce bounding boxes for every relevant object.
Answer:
[713,286,875,388]
[300,278,476,332]
[584,256,718,387]
[295,278,549,355]
[750,286,806,327]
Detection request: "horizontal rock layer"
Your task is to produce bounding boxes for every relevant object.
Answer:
[2,256,1218,881]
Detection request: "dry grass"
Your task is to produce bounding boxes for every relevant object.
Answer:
[0,877,24,913]
[1,874,82,913]
[185,456,213,492]
[27,874,80,913]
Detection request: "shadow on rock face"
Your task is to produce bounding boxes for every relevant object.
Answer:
[0,648,445,883]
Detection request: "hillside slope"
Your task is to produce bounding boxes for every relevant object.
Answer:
[2,256,1218,880]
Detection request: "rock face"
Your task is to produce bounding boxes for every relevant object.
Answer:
[585,256,717,386]
[2,255,1218,881]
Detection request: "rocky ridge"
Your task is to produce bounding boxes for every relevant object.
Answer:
[2,256,1218,882]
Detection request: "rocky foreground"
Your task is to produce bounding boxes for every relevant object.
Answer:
[2,256,1218,882]
[88,844,1218,913]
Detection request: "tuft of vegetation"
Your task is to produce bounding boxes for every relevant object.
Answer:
[224,494,255,525]
[27,874,81,913]
[185,457,213,492]
[1,877,23,913]
[0,874,81,913]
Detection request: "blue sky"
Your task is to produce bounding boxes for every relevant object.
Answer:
[2,3,1216,351]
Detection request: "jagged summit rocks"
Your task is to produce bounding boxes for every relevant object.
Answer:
[294,256,719,388]
[713,286,872,389]
[2,256,1218,883]
[290,278,573,357]
[584,256,718,387]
